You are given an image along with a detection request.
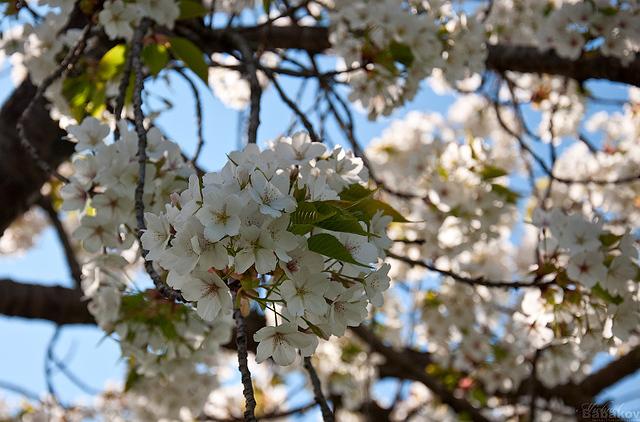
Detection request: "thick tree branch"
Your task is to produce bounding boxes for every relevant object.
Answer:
[38,197,83,289]
[0,279,266,351]
[350,326,491,422]
[0,279,93,325]
[544,346,640,406]
[486,44,640,87]
[2,24,638,236]
[3,279,638,421]
[186,24,640,87]
[0,81,72,236]
[303,356,334,422]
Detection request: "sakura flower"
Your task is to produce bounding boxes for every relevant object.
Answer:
[612,300,640,341]
[249,171,295,218]
[327,286,368,336]
[66,117,109,152]
[60,180,88,211]
[555,215,602,254]
[181,271,232,322]
[363,263,391,307]
[254,323,317,366]
[566,251,607,288]
[176,174,203,224]
[165,218,228,274]
[280,271,329,317]
[195,191,244,242]
[264,216,299,261]
[73,215,120,253]
[275,132,326,165]
[279,246,324,279]
[137,0,179,28]
[339,233,378,276]
[98,0,140,40]
[141,212,172,260]
[370,210,392,254]
[234,226,277,274]
[92,189,134,222]
[605,256,637,294]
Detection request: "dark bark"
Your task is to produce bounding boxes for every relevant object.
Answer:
[0,81,73,235]
[486,44,640,87]
[2,25,639,236]
[351,326,492,422]
[0,279,93,324]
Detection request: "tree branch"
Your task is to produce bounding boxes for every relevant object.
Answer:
[486,44,640,87]
[350,326,491,422]
[39,197,82,289]
[3,23,638,235]
[0,279,93,325]
[186,24,640,87]
[303,357,334,422]
[231,288,257,422]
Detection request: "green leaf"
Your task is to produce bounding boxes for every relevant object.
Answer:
[307,233,368,267]
[143,43,169,76]
[262,0,272,14]
[290,202,336,226]
[98,44,127,80]
[87,83,107,117]
[62,75,92,121]
[470,387,488,406]
[289,224,314,235]
[306,321,329,340]
[592,283,624,305]
[490,184,520,204]
[315,213,370,236]
[389,41,414,67]
[158,319,179,340]
[124,369,141,392]
[178,0,208,19]
[339,183,375,202]
[599,232,622,248]
[169,36,208,83]
[480,165,508,180]
[348,198,408,223]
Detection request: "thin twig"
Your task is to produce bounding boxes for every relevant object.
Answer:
[303,356,334,422]
[387,251,554,289]
[231,287,257,422]
[528,349,542,422]
[17,24,93,183]
[175,68,205,163]
[45,327,62,404]
[50,354,101,396]
[39,197,82,289]
[0,380,41,402]
[200,401,317,421]
[131,18,183,302]
[228,33,262,144]
[266,70,320,143]
[113,42,135,142]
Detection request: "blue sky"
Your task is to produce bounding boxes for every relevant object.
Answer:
[1,55,639,418]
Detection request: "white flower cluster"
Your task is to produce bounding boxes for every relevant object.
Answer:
[60,117,234,376]
[506,73,586,143]
[532,208,639,297]
[99,0,180,40]
[142,132,395,366]
[329,1,486,118]
[550,89,640,225]
[366,111,517,269]
[487,0,640,64]
[61,117,191,254]
[208,52,279,110]
[0,208,48,255]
